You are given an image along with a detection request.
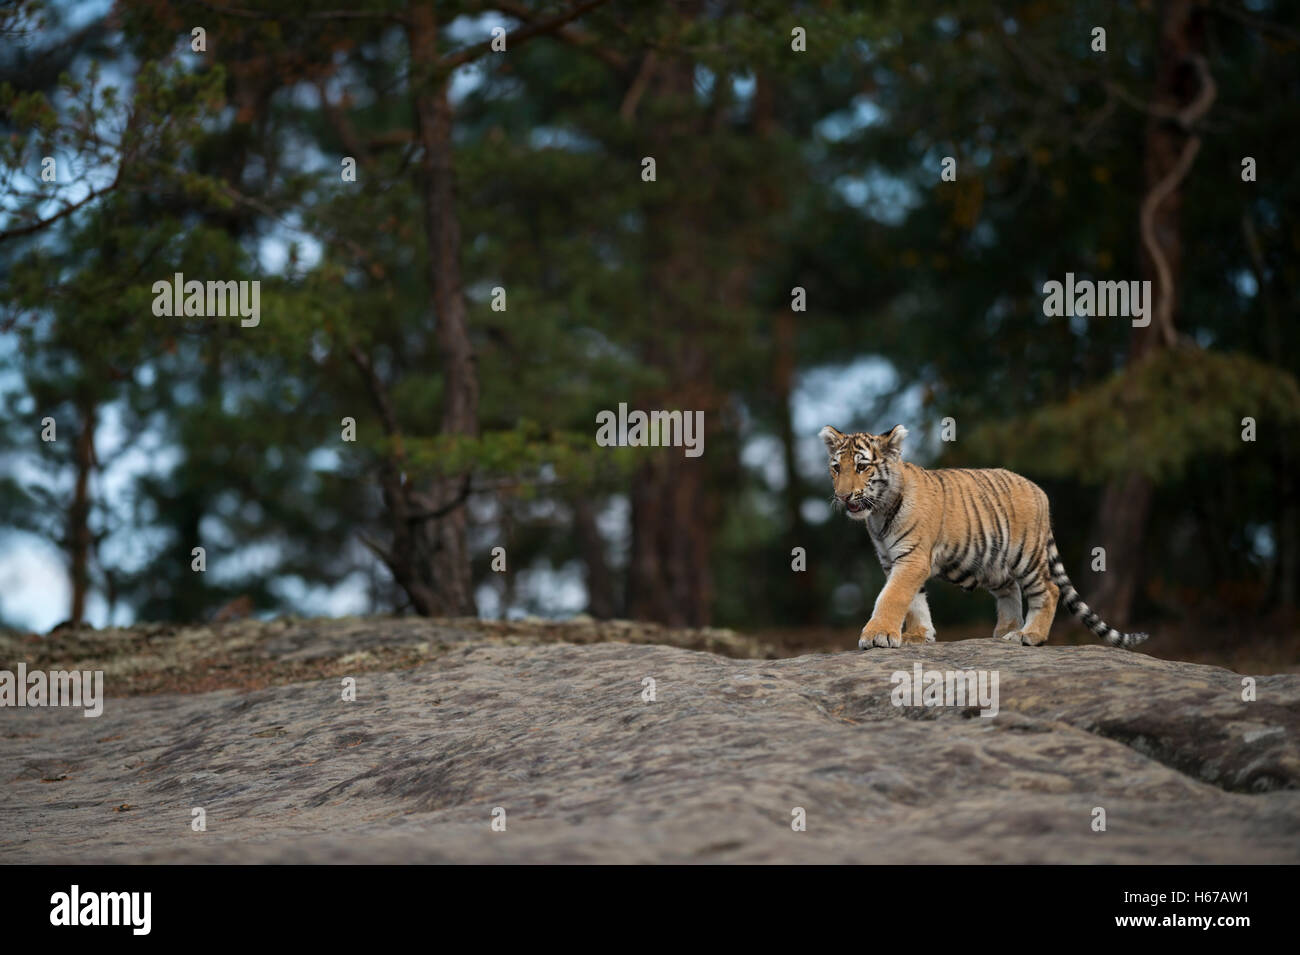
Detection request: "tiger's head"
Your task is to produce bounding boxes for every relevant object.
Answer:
[818,425,908,521]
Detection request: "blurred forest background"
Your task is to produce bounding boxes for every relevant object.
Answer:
[1,0,1297,667]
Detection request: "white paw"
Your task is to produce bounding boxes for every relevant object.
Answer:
[858,632,901,649]
[859,623,903,649]
[999,630,1046,646]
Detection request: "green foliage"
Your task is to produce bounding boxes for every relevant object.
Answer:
[1,0,1297,629]
[969,349,1300,484]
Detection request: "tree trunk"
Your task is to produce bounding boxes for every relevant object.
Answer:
[756,70,818,623]
[623,38,721,626]
[773,308,820,622]
[1242,215,1297,614]
[574,497,617,618]
[362,2,612,617]
[406,4,478,616]
[627,449,714,626]
[1083,0,1208,627]
[67,399,96,625]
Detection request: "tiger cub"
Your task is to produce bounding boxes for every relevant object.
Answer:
[820,424,1148,650]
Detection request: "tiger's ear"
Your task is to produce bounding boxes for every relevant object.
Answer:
[819,426,845,452]
[881,424,908,458]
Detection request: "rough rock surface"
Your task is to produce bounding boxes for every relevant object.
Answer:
[0,615,776,696]
[2,621,1297,863]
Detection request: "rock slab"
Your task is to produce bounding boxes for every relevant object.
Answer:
[2,633,1297,863]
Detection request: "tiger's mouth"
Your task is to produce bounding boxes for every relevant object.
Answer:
[845,499,870,514]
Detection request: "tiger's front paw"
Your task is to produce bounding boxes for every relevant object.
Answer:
[858,621,902,649]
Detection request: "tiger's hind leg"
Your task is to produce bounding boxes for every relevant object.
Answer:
[991,581,1023,639]
[901,588,936,644]
[1015,563,1058,646]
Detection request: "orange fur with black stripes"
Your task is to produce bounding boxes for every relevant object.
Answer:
[820,425,1148,650]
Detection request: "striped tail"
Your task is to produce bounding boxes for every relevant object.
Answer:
[1045,536,1149,649]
